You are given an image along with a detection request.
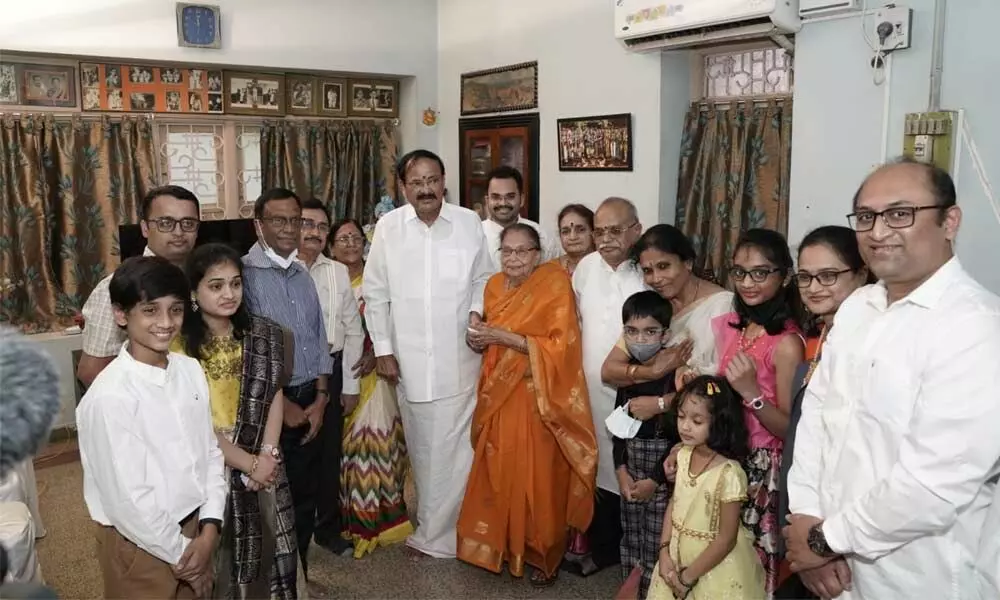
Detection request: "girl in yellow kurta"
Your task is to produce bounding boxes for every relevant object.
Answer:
[648,375,765,600]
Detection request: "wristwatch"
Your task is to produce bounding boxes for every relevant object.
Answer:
[744,395,765,410]
[807,523,837,558]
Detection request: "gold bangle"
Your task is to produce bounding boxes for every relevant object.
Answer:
[658,540,670,551]
[249,456,259,475]
[627,364,638,380]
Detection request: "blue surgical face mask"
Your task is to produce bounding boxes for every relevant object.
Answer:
[626,340,662,363]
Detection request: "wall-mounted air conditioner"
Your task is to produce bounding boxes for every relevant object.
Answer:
[800,0,862,19]
[615,0,802,53]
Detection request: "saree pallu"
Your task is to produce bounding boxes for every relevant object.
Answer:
[456,261,598,578]
[220,316,298,600]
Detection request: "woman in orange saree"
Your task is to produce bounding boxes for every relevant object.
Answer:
[458,224,598,587]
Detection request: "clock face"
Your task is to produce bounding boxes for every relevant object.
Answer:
[181,5,218,47]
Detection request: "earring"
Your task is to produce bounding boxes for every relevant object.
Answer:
[191,295,199,312]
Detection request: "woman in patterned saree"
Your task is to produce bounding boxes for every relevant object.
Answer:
[457,223,598,587]
[329,218,413,557]
[173,243,298,599]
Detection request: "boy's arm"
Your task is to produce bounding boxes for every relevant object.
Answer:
[197,370,226,526]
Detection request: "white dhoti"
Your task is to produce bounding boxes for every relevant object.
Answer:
[396,385,475,559]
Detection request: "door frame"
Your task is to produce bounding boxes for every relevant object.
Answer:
[458,112,540,222]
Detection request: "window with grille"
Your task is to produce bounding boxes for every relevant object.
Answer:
[695,45,793,101]
[155,119,263,220]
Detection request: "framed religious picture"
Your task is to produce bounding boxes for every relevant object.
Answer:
[0,64,19,104]
[461,61,538,116]
[318,77,347,117]
[286,75,318,116]
[556,113,633,171]
[370,79,399,118]
[19,63,77,108]
[224,71,285,116]
[347,79,374,116]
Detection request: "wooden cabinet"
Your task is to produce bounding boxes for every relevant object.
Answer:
[458,113,540,221]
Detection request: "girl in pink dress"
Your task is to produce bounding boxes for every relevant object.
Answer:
[712,229,805,598]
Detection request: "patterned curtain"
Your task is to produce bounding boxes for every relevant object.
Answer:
[260,119,399,225]
[675,99,793,284]
[0,114,156,332]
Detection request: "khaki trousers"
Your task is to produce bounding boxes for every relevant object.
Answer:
[95,516,199,600]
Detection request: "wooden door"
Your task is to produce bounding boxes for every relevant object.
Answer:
[459,113,540,222]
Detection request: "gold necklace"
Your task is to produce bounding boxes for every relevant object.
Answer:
[687,450,717,487]
[738,325,765,353]
[803,323,828,386]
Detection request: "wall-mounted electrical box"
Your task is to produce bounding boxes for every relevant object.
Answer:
[902,111,957,174]
[800,0,861,19]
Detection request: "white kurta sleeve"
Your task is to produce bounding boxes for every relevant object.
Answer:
[823,311,1000,559]
[541,227,563,261]
[468,221,493,318]
[197,370,226,523]
[337,264,365,395]
[363,220,394,358]
[87,399,191,565]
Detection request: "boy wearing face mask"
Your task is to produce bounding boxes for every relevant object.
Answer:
[609,290,680,599]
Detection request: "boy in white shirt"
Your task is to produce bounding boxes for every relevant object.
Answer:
[77,256,226,599]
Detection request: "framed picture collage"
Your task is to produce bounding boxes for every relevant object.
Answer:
[1,56,401,120]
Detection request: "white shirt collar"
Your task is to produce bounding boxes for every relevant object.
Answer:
[865,256,961,311]
[117,341,169,387]
[403,201,453,224]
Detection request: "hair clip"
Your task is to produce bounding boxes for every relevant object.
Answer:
[706,381,720,396]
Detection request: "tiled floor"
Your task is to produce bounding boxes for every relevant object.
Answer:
[34,457,621,599]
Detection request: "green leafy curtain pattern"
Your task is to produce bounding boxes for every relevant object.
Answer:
[260,119,399,225]
[0,114,156,332]
[675,100,793,284]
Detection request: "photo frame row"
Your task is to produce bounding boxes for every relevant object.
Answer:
[285,76,398,118]
[80,63,224,114]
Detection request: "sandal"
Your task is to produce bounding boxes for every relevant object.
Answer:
[530,568,557,588]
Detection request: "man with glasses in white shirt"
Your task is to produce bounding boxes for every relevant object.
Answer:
[571,196,646,575]
[297,198,365,555]
[77,185,201,387]
[364,149,493,559]
[784,159,1000,600]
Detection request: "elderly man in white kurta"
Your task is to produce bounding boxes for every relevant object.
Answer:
[784,160,1000,600]
[480,166,560,271]
[364,149,493,559]
[572,197,645,571]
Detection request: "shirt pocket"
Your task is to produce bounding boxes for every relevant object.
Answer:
[857,359,917,432]
[436,248,469,288]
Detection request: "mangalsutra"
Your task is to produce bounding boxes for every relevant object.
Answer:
[803,323,829,386]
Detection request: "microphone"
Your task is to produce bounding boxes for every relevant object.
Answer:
[0,328,60,479]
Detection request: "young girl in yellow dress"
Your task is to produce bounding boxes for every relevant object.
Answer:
[648,375,765,600]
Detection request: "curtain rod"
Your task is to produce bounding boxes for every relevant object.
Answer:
[697,96,789,110]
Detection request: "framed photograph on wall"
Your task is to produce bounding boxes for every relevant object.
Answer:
[460,61,538,116]
[224,71,285,116]
[556,113,633,172]
[347,79,374,116]
[286,75,317,116]
[0,64,19,104]
[370,79,398,118]
[318,77,347,117]
[18,63,77,108]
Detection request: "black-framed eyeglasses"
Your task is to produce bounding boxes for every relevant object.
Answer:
[729,266,782,283]
[145,217,200,233]
[333,234,365,246]
[499,247,539,260]
[794,269,853,288]
[301,219,330,234]
[259,216,302,231]
[592,222,637,239]
[623,326,664,340]
[847,205,944,232]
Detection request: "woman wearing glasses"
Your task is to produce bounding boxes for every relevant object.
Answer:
[774,226,873,599]
[328,218,414,558]
[458,223,597,587]
[712,228,805,598]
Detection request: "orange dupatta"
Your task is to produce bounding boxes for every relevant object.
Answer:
[456,261,598,578]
